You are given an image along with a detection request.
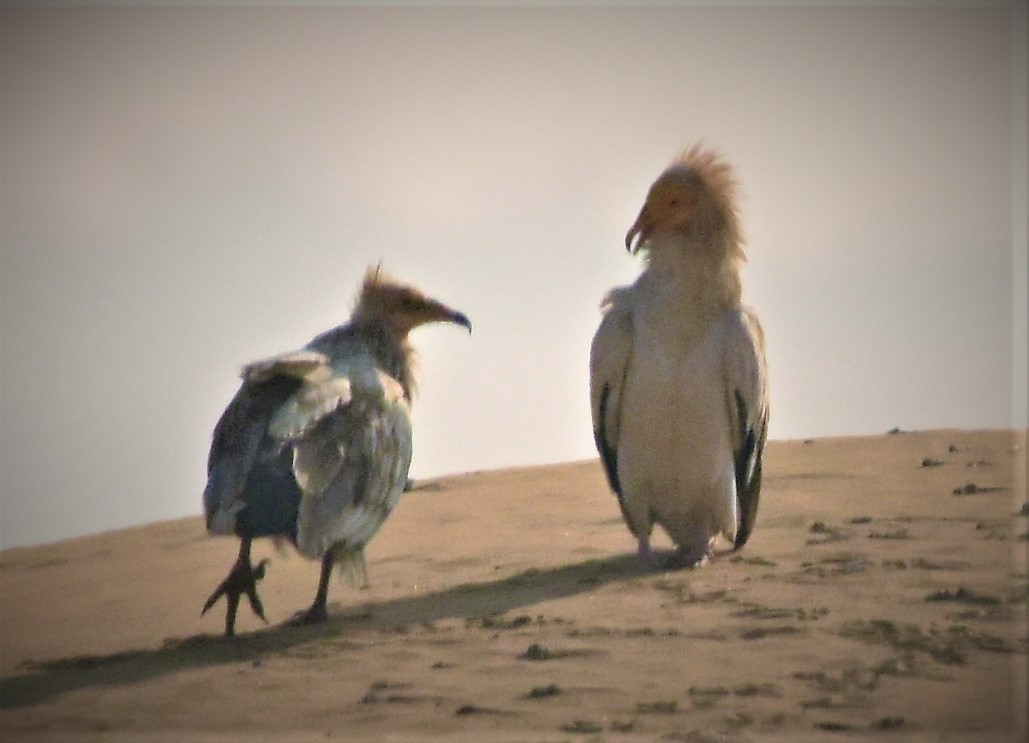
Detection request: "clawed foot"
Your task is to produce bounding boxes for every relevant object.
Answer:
[287,602,328,627]
[668,537,718,569]
[667,547,712,569]
[202,555,269,637]
[284,552,333,628]
[635,536,715,571]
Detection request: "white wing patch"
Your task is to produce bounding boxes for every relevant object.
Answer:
[269,376,352,441]
[242,350,330,383]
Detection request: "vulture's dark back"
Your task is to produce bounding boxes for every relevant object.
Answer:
[204,375,304,542]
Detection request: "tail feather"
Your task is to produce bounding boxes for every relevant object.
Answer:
[333,546,369,589]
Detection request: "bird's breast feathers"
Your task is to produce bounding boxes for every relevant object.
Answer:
[620,308,744,464]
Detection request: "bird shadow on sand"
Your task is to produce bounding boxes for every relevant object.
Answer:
[1,552,653,710]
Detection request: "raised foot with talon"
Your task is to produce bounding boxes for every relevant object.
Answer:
[202,539,269,637]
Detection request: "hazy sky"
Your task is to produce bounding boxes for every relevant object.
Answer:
[2,2,1026,549]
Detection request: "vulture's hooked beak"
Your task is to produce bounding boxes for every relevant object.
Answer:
[625,208,649,254]
[450,310,472,333]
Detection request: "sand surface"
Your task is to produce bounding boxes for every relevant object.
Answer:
[1,429,1026,741]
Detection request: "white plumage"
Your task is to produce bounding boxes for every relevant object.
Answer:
[590,145,769,566]
[201,267,470,636]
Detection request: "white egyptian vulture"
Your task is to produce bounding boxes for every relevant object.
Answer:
[201,267,471,636]
[590,145,769,567]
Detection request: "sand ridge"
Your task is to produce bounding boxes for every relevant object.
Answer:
[1,429,1026,741]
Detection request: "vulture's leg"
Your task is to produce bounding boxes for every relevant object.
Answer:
[294,552,334,625]
[636,534,660,568]
[201,537,269,637]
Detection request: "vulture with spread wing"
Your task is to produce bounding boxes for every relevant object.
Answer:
[202,267,470,635]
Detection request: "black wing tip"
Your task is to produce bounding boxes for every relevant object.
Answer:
[594,383,623,497]
[732,389,768,551]
[733,442,765,551]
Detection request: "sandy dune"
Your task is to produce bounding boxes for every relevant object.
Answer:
[1,429,1026,741]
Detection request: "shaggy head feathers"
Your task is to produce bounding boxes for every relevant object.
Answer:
[625,144,747,306]
[627,145,745,258]
[352,266,471,338]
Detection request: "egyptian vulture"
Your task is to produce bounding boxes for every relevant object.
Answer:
[202,267,470,636]
[590,145,769,567]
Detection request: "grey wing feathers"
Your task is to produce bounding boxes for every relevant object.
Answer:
[723,307,769,550]
[203,350,333,533]
[204,347,413,560]
[204,372,303,534]
[292,372,413,559]
[277,354,413,555]
[589,290,634,499]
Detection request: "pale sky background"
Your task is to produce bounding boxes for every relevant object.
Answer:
[1,2,1026,550]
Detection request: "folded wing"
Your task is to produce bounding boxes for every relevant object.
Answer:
[290,364,413,561]
[589,290,634,504]
[721,307,769,549]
